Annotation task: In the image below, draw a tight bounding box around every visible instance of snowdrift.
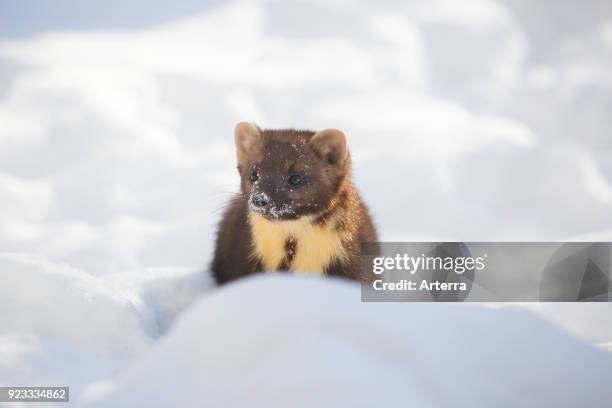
[0,253,208,403]
[91,275,612,408]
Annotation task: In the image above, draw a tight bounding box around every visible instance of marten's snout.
[248,178,297,220]
[251,192,269,208]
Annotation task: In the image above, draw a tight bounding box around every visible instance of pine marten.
[211,122,378,284]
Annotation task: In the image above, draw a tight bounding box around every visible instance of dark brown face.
[234,123,349,221]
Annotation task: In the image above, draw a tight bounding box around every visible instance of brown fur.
[211,123,378,284]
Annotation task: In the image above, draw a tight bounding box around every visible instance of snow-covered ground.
[0,254,209,405]
[1,0,612,405]
[91,276,612,408]
[2,258,612,407]
[2,255,612,407]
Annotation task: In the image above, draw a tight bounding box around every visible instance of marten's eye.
[249,168,259,183]
[288,174,302,186]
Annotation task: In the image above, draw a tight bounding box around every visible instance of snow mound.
[0,254,209,401]
[0,254,152,394]
[91,275,612,408]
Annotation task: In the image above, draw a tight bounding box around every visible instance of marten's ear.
[234,122,262,165]
[310,129,348,166]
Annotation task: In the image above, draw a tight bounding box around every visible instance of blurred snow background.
[1,0,612,405]
[1,0,612,272]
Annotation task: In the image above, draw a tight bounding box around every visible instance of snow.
[89,275,612,408]
[2,253,612,406]
[1,0,612,406]
[0,0,611,272]
[0,254,208,405]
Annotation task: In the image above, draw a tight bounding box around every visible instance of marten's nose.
[252,192,269,208]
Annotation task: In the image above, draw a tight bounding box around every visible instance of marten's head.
[234,122,350,221]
